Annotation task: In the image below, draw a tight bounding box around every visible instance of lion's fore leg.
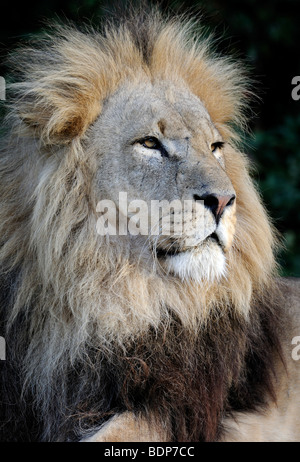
[80,412,168,442]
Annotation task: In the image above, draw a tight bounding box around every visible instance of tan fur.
[1,12,298,442]
[82,412,168,442]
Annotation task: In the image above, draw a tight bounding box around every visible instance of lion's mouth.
[155,232,221,258]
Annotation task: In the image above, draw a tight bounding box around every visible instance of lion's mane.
[0,11,282,442]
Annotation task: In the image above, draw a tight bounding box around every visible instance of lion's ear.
[9,28,114,145]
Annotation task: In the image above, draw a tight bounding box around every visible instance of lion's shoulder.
[278,276,300,310]
[277,277,300,342]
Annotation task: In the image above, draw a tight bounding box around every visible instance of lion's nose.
[194,193,235,222]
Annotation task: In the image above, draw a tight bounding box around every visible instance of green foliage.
[0,0,299,276]
[250,115,300,276]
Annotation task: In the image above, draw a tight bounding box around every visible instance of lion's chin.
[161,242,227,283]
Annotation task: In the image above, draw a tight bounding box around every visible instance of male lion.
[0,12,299,442]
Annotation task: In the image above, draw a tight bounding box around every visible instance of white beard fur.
[164,243,227,283]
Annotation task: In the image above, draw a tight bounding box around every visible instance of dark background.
[0,0,299,276]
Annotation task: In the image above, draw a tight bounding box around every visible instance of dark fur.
[0,275,283,442]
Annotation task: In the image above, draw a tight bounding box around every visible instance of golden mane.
[7,13,249,143]
[0,11,281,441]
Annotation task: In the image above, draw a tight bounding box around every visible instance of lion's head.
[0,12,280,441]
[93,78,237,284]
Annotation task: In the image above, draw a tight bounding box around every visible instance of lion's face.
[90,80,236,283]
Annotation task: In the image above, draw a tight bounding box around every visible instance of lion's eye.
[142,138,159,149]
[211,141,224,153]
[137,137,169,157]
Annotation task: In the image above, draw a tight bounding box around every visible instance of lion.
[0,11,299,442]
